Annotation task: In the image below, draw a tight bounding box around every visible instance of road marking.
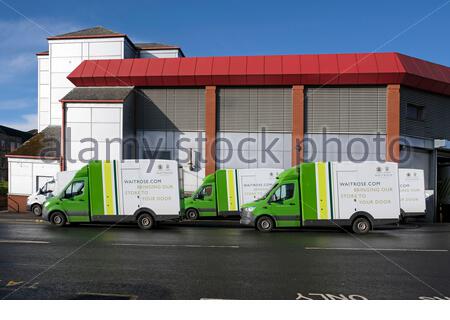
[0,239,49,244]
[305,247,448,252]
[76,292,137,300]
[0,219,44,224]
[113,243,239,249]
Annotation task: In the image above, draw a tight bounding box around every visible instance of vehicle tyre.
[50,212,67,227]
[256,216,274,232]
[185,208,199,221]
[31,204,42,216]
[137,213,155,230]
[352,217,371,234]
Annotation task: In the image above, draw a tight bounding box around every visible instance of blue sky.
[0,0,449,131]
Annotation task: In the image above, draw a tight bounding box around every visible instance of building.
[7,26,450,222]
[0,126,34,181]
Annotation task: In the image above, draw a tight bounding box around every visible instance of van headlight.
[245,207,256,213]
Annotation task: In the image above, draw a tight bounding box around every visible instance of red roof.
[67,52,450,96]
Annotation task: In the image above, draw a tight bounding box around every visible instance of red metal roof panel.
[66,53,450,96]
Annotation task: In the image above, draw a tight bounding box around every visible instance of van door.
[60,178,90,222]
[268,181,300,227]
[193,184,216,217]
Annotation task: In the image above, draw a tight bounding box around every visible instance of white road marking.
[305,247,448,252]
[0,239,49,244]
[113,243,239,249]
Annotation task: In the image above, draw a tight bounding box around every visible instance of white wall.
[44,37,127,130]
[8,158,60,195]
[38,56,50,131]
[139,49,182,58]
[65,103,124,171]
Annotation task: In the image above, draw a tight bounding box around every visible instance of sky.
[0,0,449,131]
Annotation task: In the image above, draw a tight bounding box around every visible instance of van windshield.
[258,183,278,201]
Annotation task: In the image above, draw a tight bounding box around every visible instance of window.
[64,181,84,198]
[196,185,213,198]
[271,183,295,202]
[407,103,424,121]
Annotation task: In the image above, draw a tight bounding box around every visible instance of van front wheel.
[137,213,155,230]
[31,204,42,216]
[185,208,199,220]
[256,216,274,232]
[352,217,371,234]
[50,212,67,227]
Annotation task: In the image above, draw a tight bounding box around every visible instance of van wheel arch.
[350,211,374,227]
[134,208,157,221]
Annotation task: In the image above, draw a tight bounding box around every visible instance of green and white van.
[43,159,182,229]
[240,162,402,233]
[183,168,282,220]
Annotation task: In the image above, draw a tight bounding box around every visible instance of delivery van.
[27,171,76,216]
[399,168,426,221]
[240,162,401,233]
[42,160,181,229]
[183,168,282,220]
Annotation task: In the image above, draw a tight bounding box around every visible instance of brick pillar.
[386,84,401,162]
[205,86,217,175]
[292,85,305,165]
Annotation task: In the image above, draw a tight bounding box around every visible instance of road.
[0,217,449,299]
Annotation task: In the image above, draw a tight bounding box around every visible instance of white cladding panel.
[65,103,123,171]
[331,162,400,220]
[139,49,181,58]
[89,41,123,57]
[51,43,82,57]
[45,38,126,128]
[8,159,59,195]
[38,54,50,135]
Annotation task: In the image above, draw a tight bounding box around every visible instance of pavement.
[0,212,449,300]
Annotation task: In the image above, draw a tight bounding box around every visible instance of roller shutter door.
[305,87,386,134]
[218,87,292,132]
[136,88,205,131]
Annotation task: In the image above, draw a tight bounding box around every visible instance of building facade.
[8,27,450,222]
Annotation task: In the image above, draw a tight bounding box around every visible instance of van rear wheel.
[352,217,371,234]
[256,216,274,232]
[137,213,155,230]
[31,204,42,216]
[50,212,67,227]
